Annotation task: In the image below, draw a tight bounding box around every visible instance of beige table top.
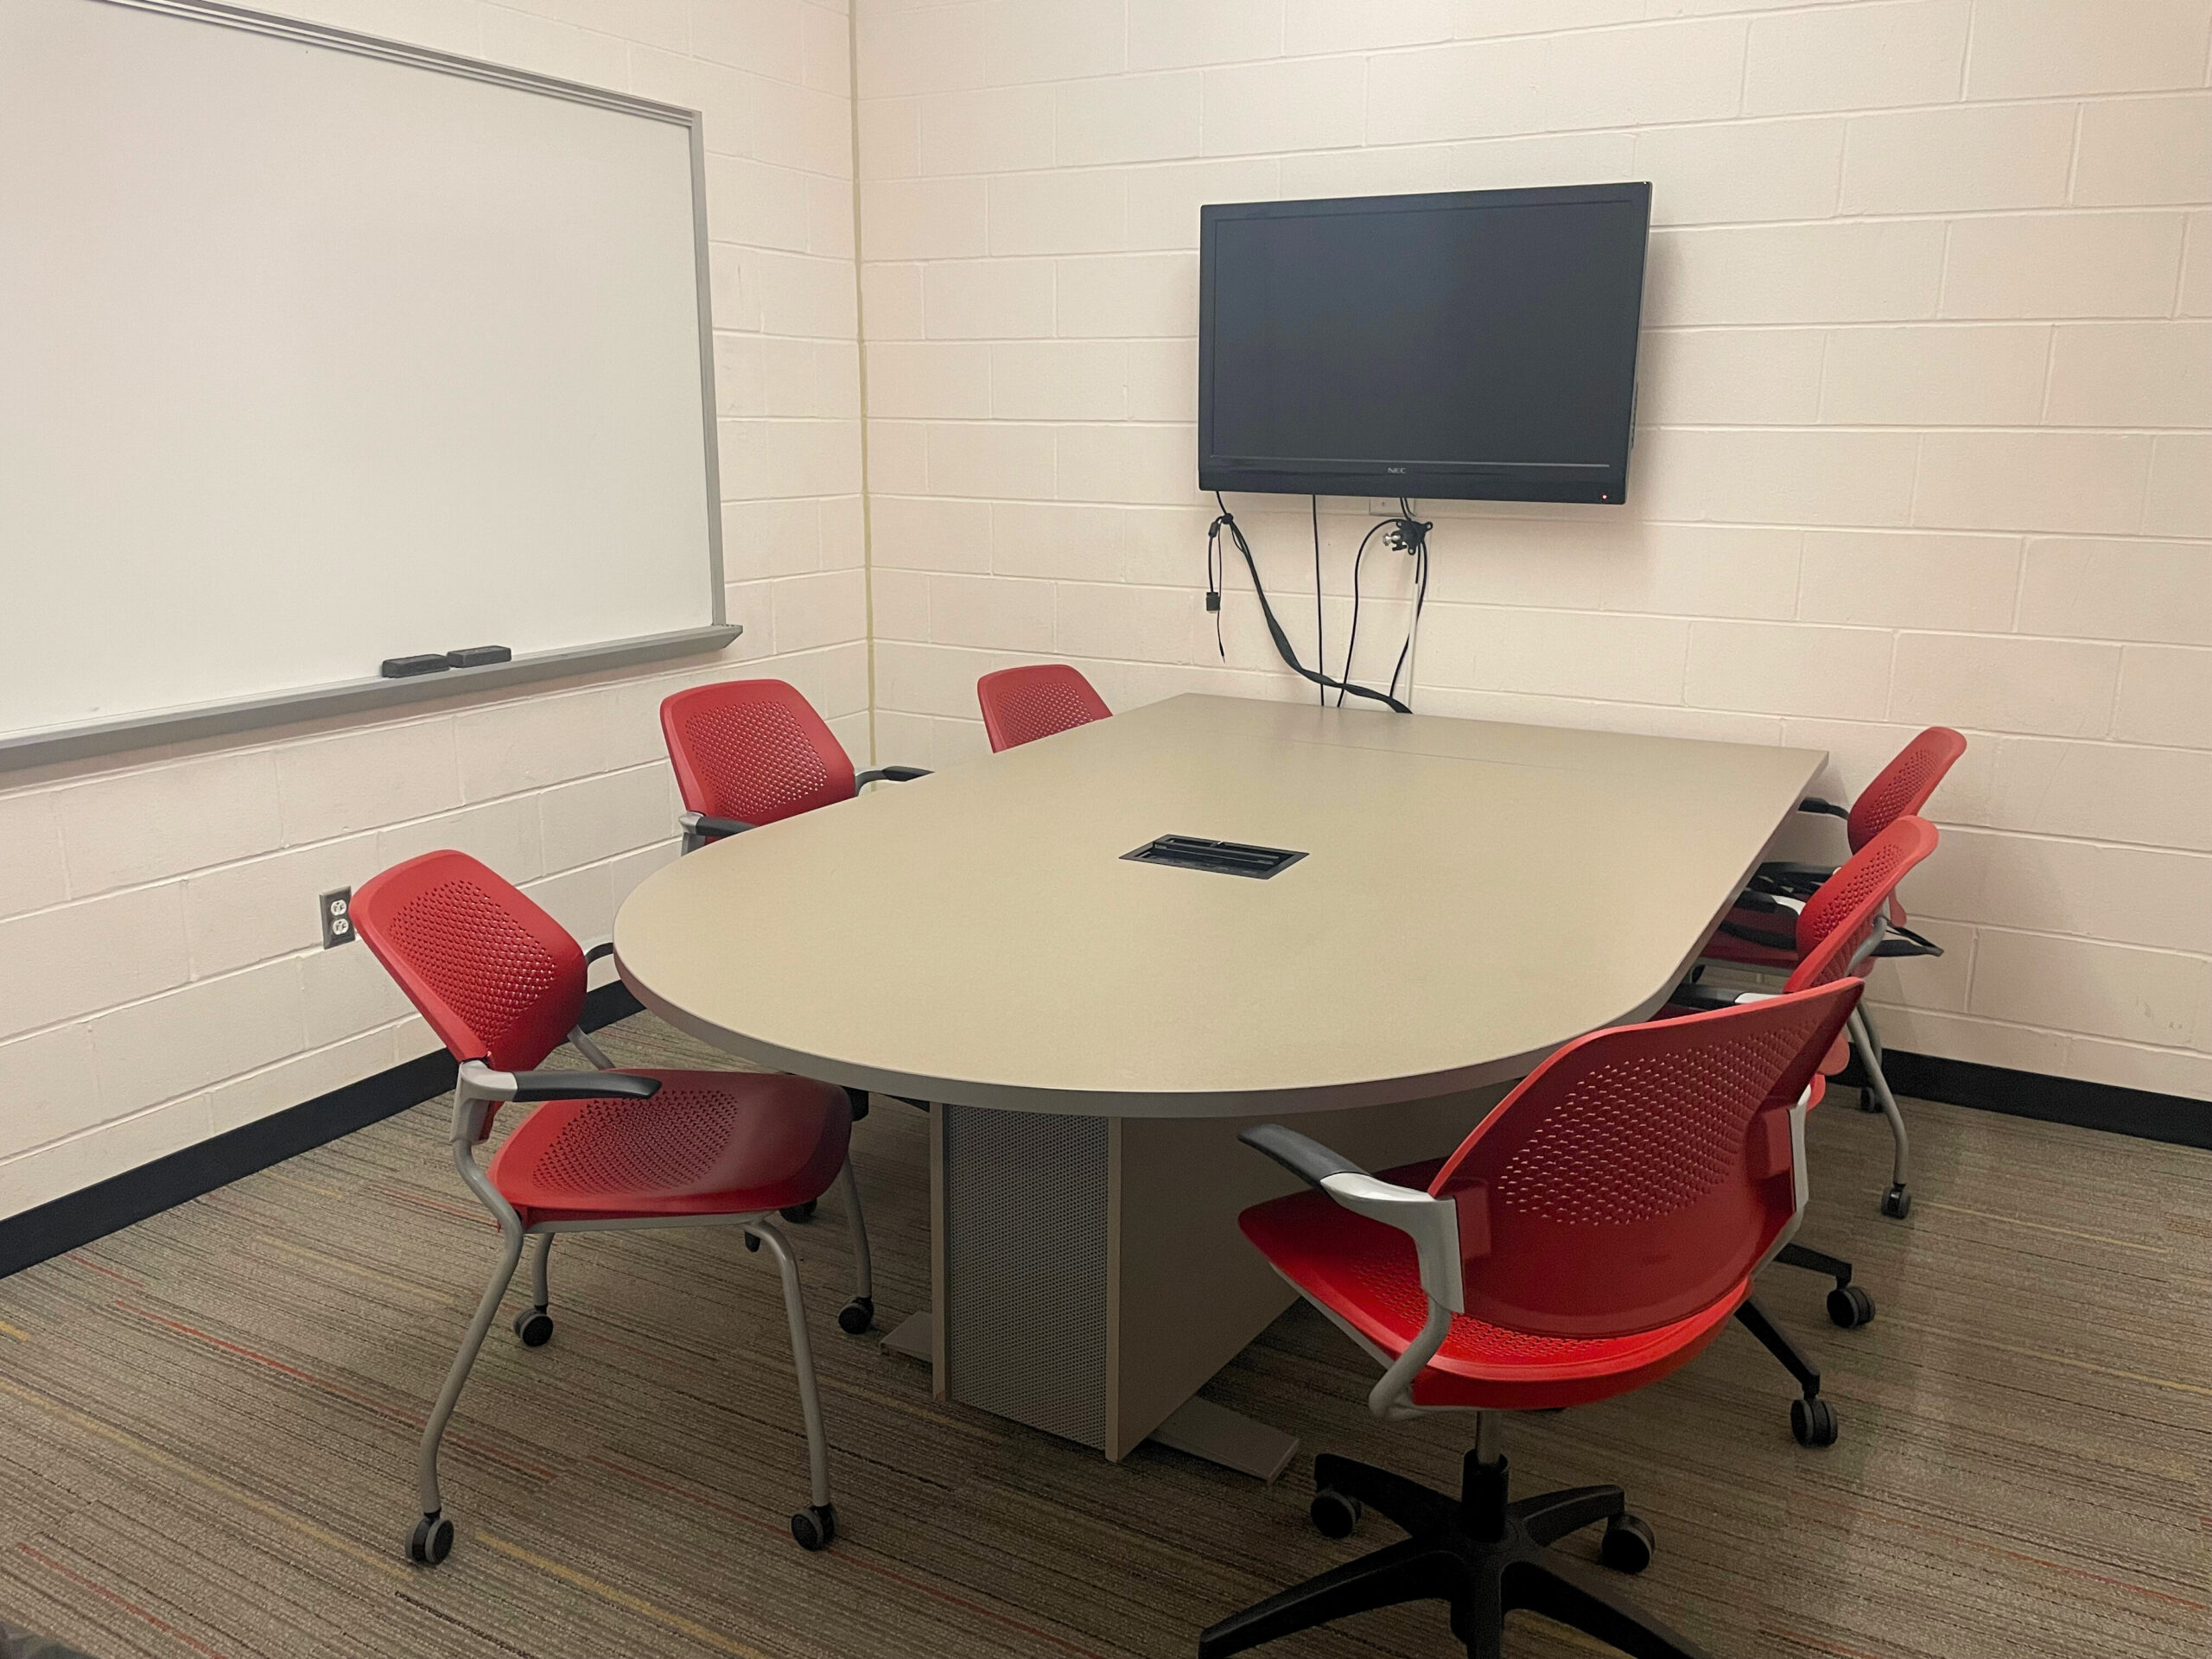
[615,694,1824,1118]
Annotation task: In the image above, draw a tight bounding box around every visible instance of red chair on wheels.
[975,663,1110,752]
[1650,817,1943,1445]
[1690,815,1943,1222]
[353,851,868,1565]
[659,677,934,1205]
[1748,725,1965,903]
[1713,726,1963,1120]
[1202,980,1863,1659]
[660,677,930,853]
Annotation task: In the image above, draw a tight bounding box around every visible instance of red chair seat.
[1242,1159,1744,1413]
[1702,894,1917,973]
[489,1070,850,1228]
[1698,902,1802,969]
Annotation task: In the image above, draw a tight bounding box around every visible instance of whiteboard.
[0,0,729,765]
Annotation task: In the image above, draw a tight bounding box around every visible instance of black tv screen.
[1198,183,1652,504]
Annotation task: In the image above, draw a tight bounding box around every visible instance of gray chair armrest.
[678,810,753,841]
[1241,1123,1366,1186]
[460,1060,660,1103]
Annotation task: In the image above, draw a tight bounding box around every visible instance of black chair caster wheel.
[1309,1488,1362,1540]
[1791,1396,1839,1447]
[1826,1284,1874,1329]
[745,1232,761,1252]
[791,1503,836,1551]
[1858,1088,1884,1112]
[1881,1184,1911,1220]
[780,1200,818,1224]
[1599,1513,1655,1574]
[408,1512,454,1565]
[512,1308,553,1347]
[837,1296,874,1336]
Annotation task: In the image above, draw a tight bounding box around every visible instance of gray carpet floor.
[2,1007,2207,1658]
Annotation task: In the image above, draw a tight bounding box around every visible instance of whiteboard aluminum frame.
[4,0,732,774]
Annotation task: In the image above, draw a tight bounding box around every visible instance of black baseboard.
[0,982,643,1282]
[1840,1046,2210,1151]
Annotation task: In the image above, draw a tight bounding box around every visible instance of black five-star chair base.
[1198,1448,1711,1659]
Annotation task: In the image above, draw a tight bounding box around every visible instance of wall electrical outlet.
[319,887,355,948]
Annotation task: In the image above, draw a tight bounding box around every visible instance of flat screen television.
[1198,182,1652,505]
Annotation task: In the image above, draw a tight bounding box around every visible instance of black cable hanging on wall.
[1206,492,1429,715]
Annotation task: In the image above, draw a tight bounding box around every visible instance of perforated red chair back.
[660,679,857,827]
[353,850,585,1075]
[976,664,1110,753]
[1847,728,1965,852]
[1425,980,1860,1340]
[1788,816,1940,991]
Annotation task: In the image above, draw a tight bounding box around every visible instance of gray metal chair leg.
[411,1219,526,1562]
[1849,1009,1913,1218]
[747,1222,837,1548]
[1858,1003,1885,1063]
[511,1232,556,1347]
[835,1161,874,1335]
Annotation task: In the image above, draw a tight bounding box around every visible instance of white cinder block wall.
[0,0,868,1218]
[850,0,2212,1104]
[4,0,2208,1228]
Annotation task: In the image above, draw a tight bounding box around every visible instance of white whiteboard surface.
[0,0,726,763]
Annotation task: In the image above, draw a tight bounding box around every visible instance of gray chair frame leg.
[511,1233,556,1346]
[835,1161,875,1334]
[410,1217,525,1563]
[1848,1009,1913,1218]
[748,1222,838,1548]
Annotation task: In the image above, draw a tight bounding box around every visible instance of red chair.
[1711,723,1961,981]
[1692,815,1942,1221]
[1752,725,1965,900]
[353,851,868,1566]
[1653,817,1942,1440]
[975,663,1110,752]
[1201,981,1863,1659]
[660,677,929,852]
[660,676,934,1187]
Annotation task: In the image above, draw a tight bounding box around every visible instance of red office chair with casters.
[1691,815,1942,1221]
[661,677,929,852]
[660,677,933,1180]
[1202,981,1863,1659]
[1721,725,1962,1084]
[1653,817,1943,1436]
[1752,726,1965,900]
[353,851,868,1566]
[975,663,1110,752]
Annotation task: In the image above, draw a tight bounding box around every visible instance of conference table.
[614,693,1823,1479]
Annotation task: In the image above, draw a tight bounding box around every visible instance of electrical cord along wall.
[1206,493,1431,715]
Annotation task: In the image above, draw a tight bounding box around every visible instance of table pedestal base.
[880,1308,932,1363]
[1147,1395,1299,1483]
[906,1087,1503,1476]
[878,1306,1298,1481]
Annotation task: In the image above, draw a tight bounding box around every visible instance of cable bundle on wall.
[1205,493,1431,715]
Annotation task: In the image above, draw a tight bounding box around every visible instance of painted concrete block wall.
[851,0,2212,1101]
[0,0,869,1218]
